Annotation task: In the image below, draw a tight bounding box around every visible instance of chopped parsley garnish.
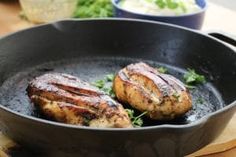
[105,74,115,82]
[92,74,115,97]
[196,97,204,104]
[83,117,91,126]
[102,87,115,98]
[154,0,184,10]
[74,0,113,18]
[172,92,180,102]
[183,69,206,85]
[157,67,168,74]
[126,109,147,127]
[166,0,178,9]
[155,0,166,9]
[92,79,105,89]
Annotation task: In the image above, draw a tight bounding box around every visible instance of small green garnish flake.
[183,69,206,85]
[74,0,113,18]
[157,67,168,74]
[154,0,181,9]
[83,117,91,126]
[166,0,178,9]
[91,73,116,97]
[173,91,180,98]
[92,79,105,89]
[106,74,115,82]
[172,91,181,102]
[196,97,204,104]
[126,109,147,127]
[102,87,115,98]
[155,0,166,9]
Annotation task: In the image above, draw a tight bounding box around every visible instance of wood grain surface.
[0,1,236,157]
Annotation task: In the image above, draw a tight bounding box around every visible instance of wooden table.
[0,1,236,157]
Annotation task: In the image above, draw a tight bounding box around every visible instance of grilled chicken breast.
[113,62,192,120]
[27,73,132,128]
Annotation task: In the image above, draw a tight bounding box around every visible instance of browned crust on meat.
[113,62,192,120]
[27,73,132,128]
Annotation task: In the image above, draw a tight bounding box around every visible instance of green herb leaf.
[157,67,168,74]
[166,0,179,9]
[102,87,115,98]
[92,79,105,89]
[74,0,113,18]
[106,74,115,82]
[126,109,147,127]
[172,91,181,102]
[183,69,206,85]
[155,0,166,9]
[91,73,116,97]
[196,97,204,104]
[126,109,135,118]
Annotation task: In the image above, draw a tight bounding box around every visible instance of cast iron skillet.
[0,19,236,157]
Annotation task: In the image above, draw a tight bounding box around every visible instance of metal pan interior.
[0,57,224,126]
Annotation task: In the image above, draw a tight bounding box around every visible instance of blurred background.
[211,0,236,10]
[0,0,236,36]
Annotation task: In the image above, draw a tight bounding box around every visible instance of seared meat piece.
[113,62,192,120]
[27,73,132,128]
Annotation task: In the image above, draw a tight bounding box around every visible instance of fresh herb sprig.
[157,67,168,74]
[126,109,147,127]
[92,74,115,97]
[184,69,206,84]
[183,69,206,89]
[74,0,113,18]
[92,79,105,89]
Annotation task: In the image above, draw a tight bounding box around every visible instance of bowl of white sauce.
[112,0,207,29]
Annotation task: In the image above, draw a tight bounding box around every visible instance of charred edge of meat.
[27,73,132,128]
[113,62,192,120]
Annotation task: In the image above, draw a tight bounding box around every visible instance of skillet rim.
[0,18,236,131]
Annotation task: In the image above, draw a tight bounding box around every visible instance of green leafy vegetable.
[183,69,206,85]
[74,0,113,18]
[157,67,168,74]
[126,109,147,127]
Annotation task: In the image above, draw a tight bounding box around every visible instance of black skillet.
[0,19,236,157]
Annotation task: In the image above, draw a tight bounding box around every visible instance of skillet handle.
[207,31,236,48]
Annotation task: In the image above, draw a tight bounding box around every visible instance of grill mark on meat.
[27,73,132,128]
[113,62,192,120]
